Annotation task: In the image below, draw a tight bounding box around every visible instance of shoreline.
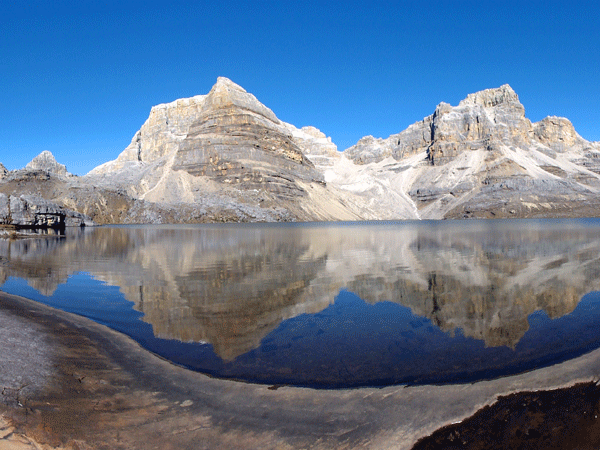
[2,291,600,449]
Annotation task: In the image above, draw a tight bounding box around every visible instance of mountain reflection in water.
[2,220,600,387]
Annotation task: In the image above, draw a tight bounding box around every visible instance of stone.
[85,77,360,223]
[534,116,579,150]
[0,194,9,225]
[287,125,340,168]
[172,77,322,194]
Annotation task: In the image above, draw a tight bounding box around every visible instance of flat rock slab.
[2,291,600,449]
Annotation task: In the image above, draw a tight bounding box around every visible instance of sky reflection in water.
[2,219,600,388]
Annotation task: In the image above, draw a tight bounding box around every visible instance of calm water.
[2,219,600,388]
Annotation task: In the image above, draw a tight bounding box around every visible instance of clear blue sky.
[1,0,599,175]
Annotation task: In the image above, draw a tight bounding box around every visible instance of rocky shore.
[2,291,600,449]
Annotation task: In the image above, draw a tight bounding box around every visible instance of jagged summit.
[459,84,521,108]
[338,83,600,221]
[344,83,533,166]
[85,77,348,223]
[202,77,280,124]
[25,150,69,176]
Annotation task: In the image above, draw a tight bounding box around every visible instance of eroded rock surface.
[84,77,358,223]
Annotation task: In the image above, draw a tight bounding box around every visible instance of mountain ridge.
[2,78,600,224]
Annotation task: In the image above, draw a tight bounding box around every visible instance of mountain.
[25,150,69,176]
[1,78,600,223]
[85,77,363,223]
[337,84,600,219]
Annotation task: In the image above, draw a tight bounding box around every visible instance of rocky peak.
[344,85,532,166]
[285,125,340,166]
[202,77,280,125]
[424,84,533,165]
[459,84,521,108]
[432,102,453,118]
[90,77,327,216]
[25,151,69,176]
[343,136,391,165]
[212,76,247,93]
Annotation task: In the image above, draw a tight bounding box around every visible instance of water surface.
[2,219,600,388]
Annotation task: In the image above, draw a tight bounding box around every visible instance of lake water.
[2,219,600,388]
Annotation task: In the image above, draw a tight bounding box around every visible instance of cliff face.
[0,194,91,229]
[1,79,600,223]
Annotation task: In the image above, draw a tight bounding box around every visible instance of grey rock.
[0,193,10,225]
[25,150,69,176]
[172,77,323,194]
[0,193,93,229]
[85,77,358,223]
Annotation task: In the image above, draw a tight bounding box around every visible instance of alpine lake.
[3,219,600,389]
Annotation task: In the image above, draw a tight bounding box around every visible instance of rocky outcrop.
[344,84,531,167]
[0,193,93,229]
[289,126,341,168]
[172,78,323,195]
[84,77,362,222]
